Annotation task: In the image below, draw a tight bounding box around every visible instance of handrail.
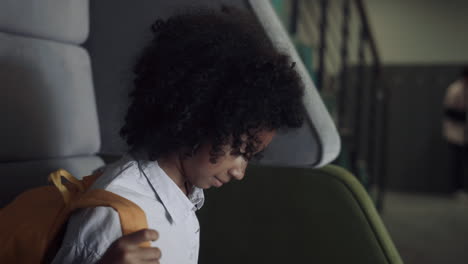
[355,0,381,71]
[317,0,328,91]
[276,0,387,211]
[289,0,300,34]
[355,0,387,211]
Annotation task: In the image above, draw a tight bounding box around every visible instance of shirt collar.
[188,185,205,210]
[138,159,205,224]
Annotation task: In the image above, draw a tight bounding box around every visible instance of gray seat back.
[0,0,103,206]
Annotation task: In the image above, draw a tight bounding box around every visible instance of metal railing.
[272,0,388,210]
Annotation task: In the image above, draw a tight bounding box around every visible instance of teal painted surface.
[270,0,286,25]
[294,40,315,82]
[334,141,351,170]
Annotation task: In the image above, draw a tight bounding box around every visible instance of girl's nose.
[229,161,247,180]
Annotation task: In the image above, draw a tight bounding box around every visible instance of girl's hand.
[98,229,161,264]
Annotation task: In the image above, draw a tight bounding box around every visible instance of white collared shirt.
[52,155,205,264]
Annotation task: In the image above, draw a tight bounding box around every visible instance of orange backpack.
[0,169,149,263]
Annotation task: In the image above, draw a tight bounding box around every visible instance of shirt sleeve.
[51,206,123,264]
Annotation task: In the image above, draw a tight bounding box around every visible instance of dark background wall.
[364,0,468,193]
[383,65,464,193]
[342,64,464,193]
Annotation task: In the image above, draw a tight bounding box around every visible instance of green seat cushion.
[197,165,402,264]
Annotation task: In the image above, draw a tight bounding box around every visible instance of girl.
[53,7,305,264]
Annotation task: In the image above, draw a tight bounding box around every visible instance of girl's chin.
[191,178,219,189]
[192,181,211,189]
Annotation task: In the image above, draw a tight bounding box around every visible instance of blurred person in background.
[443,66,468,198]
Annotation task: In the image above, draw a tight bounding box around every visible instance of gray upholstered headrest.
[249,0,341,167]
[0,0,89,44]
[0,32,100,161]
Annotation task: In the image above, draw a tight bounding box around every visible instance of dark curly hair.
[120,7,306,163]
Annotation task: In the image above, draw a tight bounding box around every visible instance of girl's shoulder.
[91,156,161,204]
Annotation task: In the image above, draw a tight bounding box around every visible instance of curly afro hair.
[120,7,306,163]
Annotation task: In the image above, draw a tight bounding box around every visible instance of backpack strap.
[48,169,151,247]
[49,169,85,204]
[70,189,151,248]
